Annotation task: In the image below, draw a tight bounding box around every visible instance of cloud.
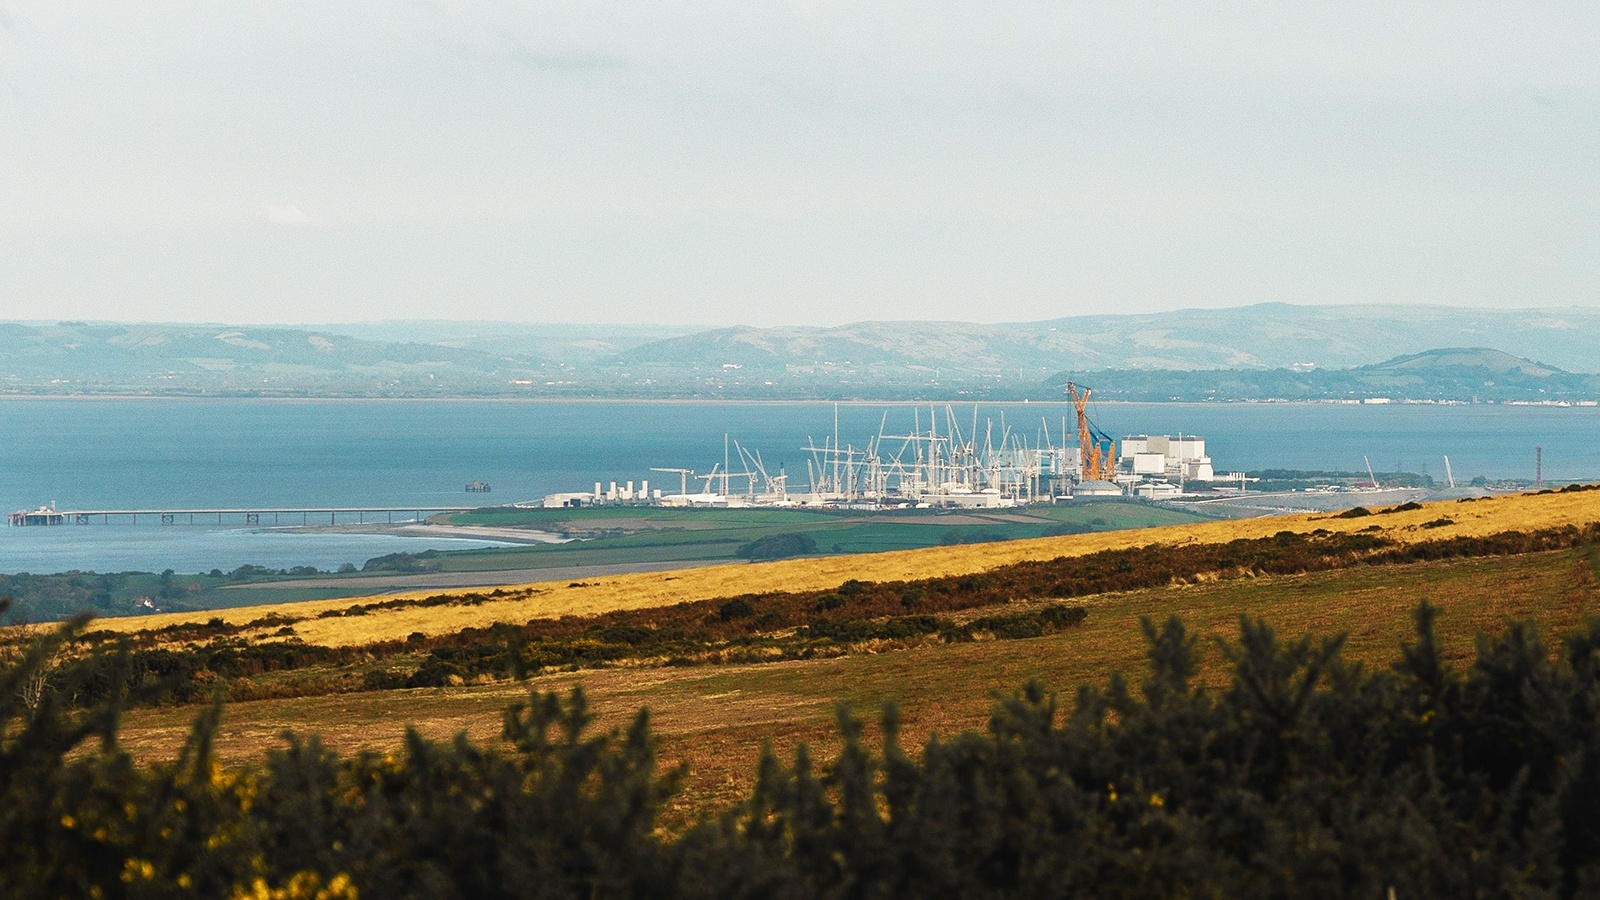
[263,202,320,226]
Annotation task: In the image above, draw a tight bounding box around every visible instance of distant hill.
[4,306,1600,400]
[1048,348,1600,403]
[612,304,1600,374]
[1363,347,1563,377]
[0,322,539,396]
[323,321,700,365]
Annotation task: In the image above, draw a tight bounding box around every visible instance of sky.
[1,2,1597,327]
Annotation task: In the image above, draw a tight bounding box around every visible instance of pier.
[8,506,480,527]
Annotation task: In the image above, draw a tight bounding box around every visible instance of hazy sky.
[1,3,1596,326]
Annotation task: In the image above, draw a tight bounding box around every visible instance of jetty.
[8,506,479,527]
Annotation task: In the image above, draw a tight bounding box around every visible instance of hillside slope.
[0,322,537,395]
[90,486,1600,648]
[613,304,1600,374]
[1048,347,1600,401]
[8,304,1600,398]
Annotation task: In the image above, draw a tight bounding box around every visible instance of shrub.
[939,529,1007,545]
[1382,501,1425,514]
[405,657,465,688]
[361,552,439,574]
[9,600,1600,897]
[735,534,818,561]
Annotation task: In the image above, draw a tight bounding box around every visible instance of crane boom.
[649,467,694,496]
[1066,381,1116,481]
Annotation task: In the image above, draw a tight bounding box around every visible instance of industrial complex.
[10,385,1246,526]
[542,385,1241,510]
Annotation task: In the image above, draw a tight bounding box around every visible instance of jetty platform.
[8,506,480,527]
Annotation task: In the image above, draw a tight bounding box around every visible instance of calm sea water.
[1,398,1594,574]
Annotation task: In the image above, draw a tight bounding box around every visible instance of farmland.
[108,540,1596,818]
[65,483,1600,815]
[292,501,1204,578]
[85,484,1600,646]
[0,500,1204,621]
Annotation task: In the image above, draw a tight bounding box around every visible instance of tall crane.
[649,467,695,496]
[1066,381,1116,482]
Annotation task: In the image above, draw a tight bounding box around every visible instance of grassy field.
[0,500,1204,620]
[111,542,1597,819]
[68,485,1600,818]
[427,501,1205,570]
[83,486,1600,649]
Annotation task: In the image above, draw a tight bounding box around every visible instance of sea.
[1,398,1595,575]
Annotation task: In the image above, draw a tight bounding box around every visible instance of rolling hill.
[1047,347,1600,402]
[6,304,1600,399]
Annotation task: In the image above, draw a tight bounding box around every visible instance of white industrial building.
[1119,435,1215,483]
[1074,479,1124,497]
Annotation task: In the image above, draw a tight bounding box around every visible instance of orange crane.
[1066,381,1116,482]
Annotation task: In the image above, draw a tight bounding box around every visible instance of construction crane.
[1066,381,1116,482]
[649,467,695,496]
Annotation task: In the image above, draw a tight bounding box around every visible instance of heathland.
[9,484,1585,812]
[7,484,1600,896]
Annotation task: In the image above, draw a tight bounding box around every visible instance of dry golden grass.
[111,544,1598,820]
[89,488,1600,648]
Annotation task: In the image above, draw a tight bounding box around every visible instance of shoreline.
[218,558,730,593]
[257,522,570,546]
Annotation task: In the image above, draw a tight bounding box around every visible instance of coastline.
[258,522,570,546]
[218,558,729,593]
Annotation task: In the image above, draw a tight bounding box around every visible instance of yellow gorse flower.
[227,871,359,900]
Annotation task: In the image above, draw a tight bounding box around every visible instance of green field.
[433,501,1206,570]
[2,501,1209,620]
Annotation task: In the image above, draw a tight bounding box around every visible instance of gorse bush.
[8,597,1600,896]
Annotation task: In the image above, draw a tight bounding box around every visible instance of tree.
[0,614,68,718]
[735,534,818,561]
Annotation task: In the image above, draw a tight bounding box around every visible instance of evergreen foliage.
[735,534,818,561]
[7,596,1600,896]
